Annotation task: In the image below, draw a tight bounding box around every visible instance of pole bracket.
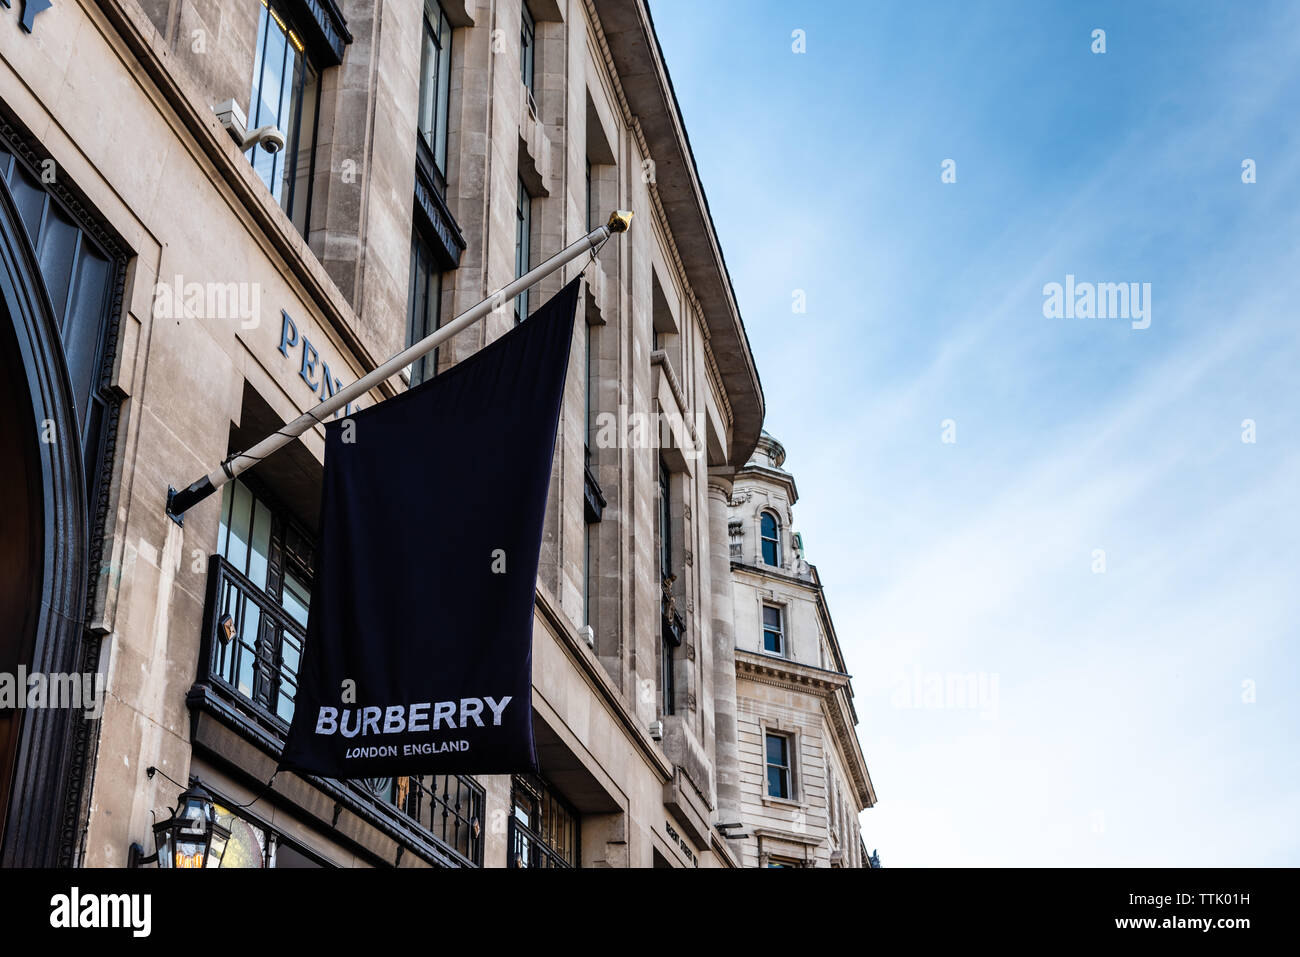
[165,486,184,528]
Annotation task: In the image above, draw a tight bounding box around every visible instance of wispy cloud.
[653,0,1300,865]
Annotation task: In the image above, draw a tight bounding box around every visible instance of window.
[583,324,594,623]
[582,322,605,628]
[765,732,793,799]
[762,604,785,656]
[214,478,312,724]
[584,520,594,626]
[212,801,327,868]
[204,479,487,867]
[0,146,121,512]
[418,0,453,182]
[760,511,781,566]
[584,322,594,467]
[248,0,320,235]
[659,458,681,716]
[661,625,675,716]
[514,176,531,323]
[585,156,593,231]
[510,774,578,868]
[406,231,442,385]
[659,460,672,581]
[520,3,536,93]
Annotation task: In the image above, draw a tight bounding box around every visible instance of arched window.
[760,511,781,566]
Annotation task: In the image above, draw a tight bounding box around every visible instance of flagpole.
[165,210,634,524]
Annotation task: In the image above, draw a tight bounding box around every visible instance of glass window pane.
[238,602,261,698]
[248,1,314,233]
[435,16,452,173]
[61,246,110,430]
[8,160,47,238]
[224,481,253,574]
[218,579,238,681]
[35,204,79,328]
[766,733,786,766]
[767,767,784,797]
[218,481,233,557]
[247,499,272,590]
[282,569,310,627]
[277,627,301,724]
[418,24,437,147]
[288,62,318,234]
[213,804,267,868]
[521,7,535,90]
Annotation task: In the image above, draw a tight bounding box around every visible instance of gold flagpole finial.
[607,210,634,233]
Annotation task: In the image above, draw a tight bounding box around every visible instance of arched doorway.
[0,257,44,851]
[0,163,89,865]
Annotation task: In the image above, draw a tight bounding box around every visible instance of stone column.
[707,471,741,824]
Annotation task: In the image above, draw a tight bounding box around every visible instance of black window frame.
[765,731,793,800]
[407,229,443,386]
[247,0,322,237]
[212,476,314,725]
[418,0,454,186]
[760,510,782,566]
[762,603,785,656]
[520,3,536,93]
[514,176,531,323]
[585,156,593,231]
[509,773,579,868]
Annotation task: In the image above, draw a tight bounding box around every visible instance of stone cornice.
[752,825,823,849]
[825,687,875,809]
[734,463,798,505]
[736,650,875,809]
[583,0,736,447]
[730,559,818,591]
[588,0,763,465]
[735,649,850,696]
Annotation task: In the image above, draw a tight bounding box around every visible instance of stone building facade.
[0,0,871,869]
[726,433,876,867]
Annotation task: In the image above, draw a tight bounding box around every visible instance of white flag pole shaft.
[166,210,633,523]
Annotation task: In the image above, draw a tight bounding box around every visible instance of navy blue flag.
[279,277,581,778]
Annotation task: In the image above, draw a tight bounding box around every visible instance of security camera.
[213,99,286,155]
[242,125,286,154]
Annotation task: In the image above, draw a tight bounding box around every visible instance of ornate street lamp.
[129,780,230,868]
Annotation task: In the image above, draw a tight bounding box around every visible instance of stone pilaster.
[707,471,741,824]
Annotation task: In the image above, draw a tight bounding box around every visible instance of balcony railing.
[509,816,573,868]
[192,554,484,866]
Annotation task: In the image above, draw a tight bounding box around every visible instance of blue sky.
[650,0,1300,866]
